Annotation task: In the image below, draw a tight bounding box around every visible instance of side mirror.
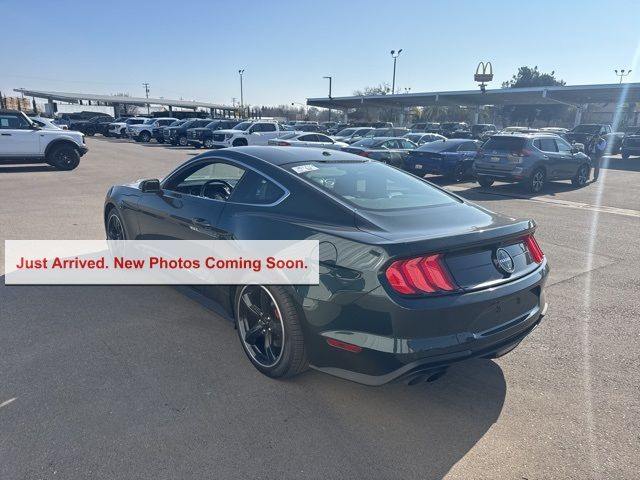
[570,147,579,154]
[140,179,161,193]
[30,123,41,130]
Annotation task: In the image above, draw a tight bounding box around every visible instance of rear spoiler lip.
[371,219,537,260]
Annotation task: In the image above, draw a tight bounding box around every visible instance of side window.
[261,123,277,132]
[316,134,333,143]
[298,134,317,142]
[0,113,29,129]
[164,160,246,198]
[381,140,397,149]
[458,141,478,152]
[537,138,558,152]
[230,170,286,205]
[401,140,416,149]
[555,138,572,153]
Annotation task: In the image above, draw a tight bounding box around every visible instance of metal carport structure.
[13,88,239,117]
[307,83,640,126]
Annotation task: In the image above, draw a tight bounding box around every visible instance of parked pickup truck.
[0,109,88,170]
[187,119,241,148]
[127,117,178,143]
[209,121,290,148]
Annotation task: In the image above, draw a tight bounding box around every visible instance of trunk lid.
[355,200,538,290]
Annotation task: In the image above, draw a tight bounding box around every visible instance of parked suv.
[621,127,640,159]
[71,115,114,136]
[128,117,178,143]
[473,133,591,193]
[0,109,88,170]
[187,119,241,148]
[164,118,212,146]
[565,124,612,147]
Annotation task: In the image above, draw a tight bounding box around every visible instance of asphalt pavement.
[1,137,638,479]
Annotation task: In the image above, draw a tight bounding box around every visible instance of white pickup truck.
[209,120,290,148]
[0,109,88,170]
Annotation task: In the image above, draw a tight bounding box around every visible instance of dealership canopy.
[14,88,238,113]
[306,83,640,109]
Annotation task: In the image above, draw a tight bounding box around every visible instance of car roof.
[205,146,367,167]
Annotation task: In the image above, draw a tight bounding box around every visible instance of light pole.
[238,69,245,117]
[390,49,402,94]
[615,69,632,84]
[323,76,332,122]
[142,82,150,114]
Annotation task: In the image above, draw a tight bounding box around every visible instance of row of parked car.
[95,115,616,194]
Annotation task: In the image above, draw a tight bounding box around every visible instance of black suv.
[70,115,114,136]
[164,118,212,146]
[473,133,591,193]
[154,119,184,143]
[187,119,241,148]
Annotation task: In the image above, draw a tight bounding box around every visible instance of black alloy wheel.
[235,285,308,378]
[47,145,80,170]
[178,135,188,146]
[106,210,126,240]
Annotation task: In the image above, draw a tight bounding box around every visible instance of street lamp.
[238,69,245,116]
[615,69,632,84]
[390,49,402,94]
[323,76,332,122]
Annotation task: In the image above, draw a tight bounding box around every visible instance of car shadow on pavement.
[1,280,507,479]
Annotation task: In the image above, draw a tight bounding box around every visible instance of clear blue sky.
[2,0,639,107]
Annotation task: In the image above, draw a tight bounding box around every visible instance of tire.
[193,143,201,149]
[232,138,248,147]
[139,131,151,143]
[46,144,80,171]
[526,167,546,193]
[203,138,214,148]
[84,127,95,136]
[105,208,127,240]
[477,176,494,188]
[235,285,308,379]
[120,128,127,138]
[178,135,188,146]
[449,164,466,182]
[622,153,630,160]
[156,138,164,144]
[571,164,590,187]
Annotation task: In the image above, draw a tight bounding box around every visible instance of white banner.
[4,240,319,285]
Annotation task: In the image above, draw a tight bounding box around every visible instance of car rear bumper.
[474,165,529,182]
[307,262,549,385]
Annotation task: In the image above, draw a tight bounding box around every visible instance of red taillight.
[385,254,457,295]
[358,151,370,157]
[326,338,362,353]
[524,235,544,263]
[275,141,291,146]
[511,149,531,157]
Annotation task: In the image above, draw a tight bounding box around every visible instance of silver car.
[268,132,348,150]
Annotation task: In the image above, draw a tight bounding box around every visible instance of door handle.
[1,133,11,136]
[192,218,212,228]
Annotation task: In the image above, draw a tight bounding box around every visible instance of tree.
[501,66,567,126]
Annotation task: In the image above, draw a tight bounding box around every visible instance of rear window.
[416,140,459,152]
[483,137,526,151]
[289,161,456,211]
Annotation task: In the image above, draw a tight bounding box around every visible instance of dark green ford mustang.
[104,146,549,385]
